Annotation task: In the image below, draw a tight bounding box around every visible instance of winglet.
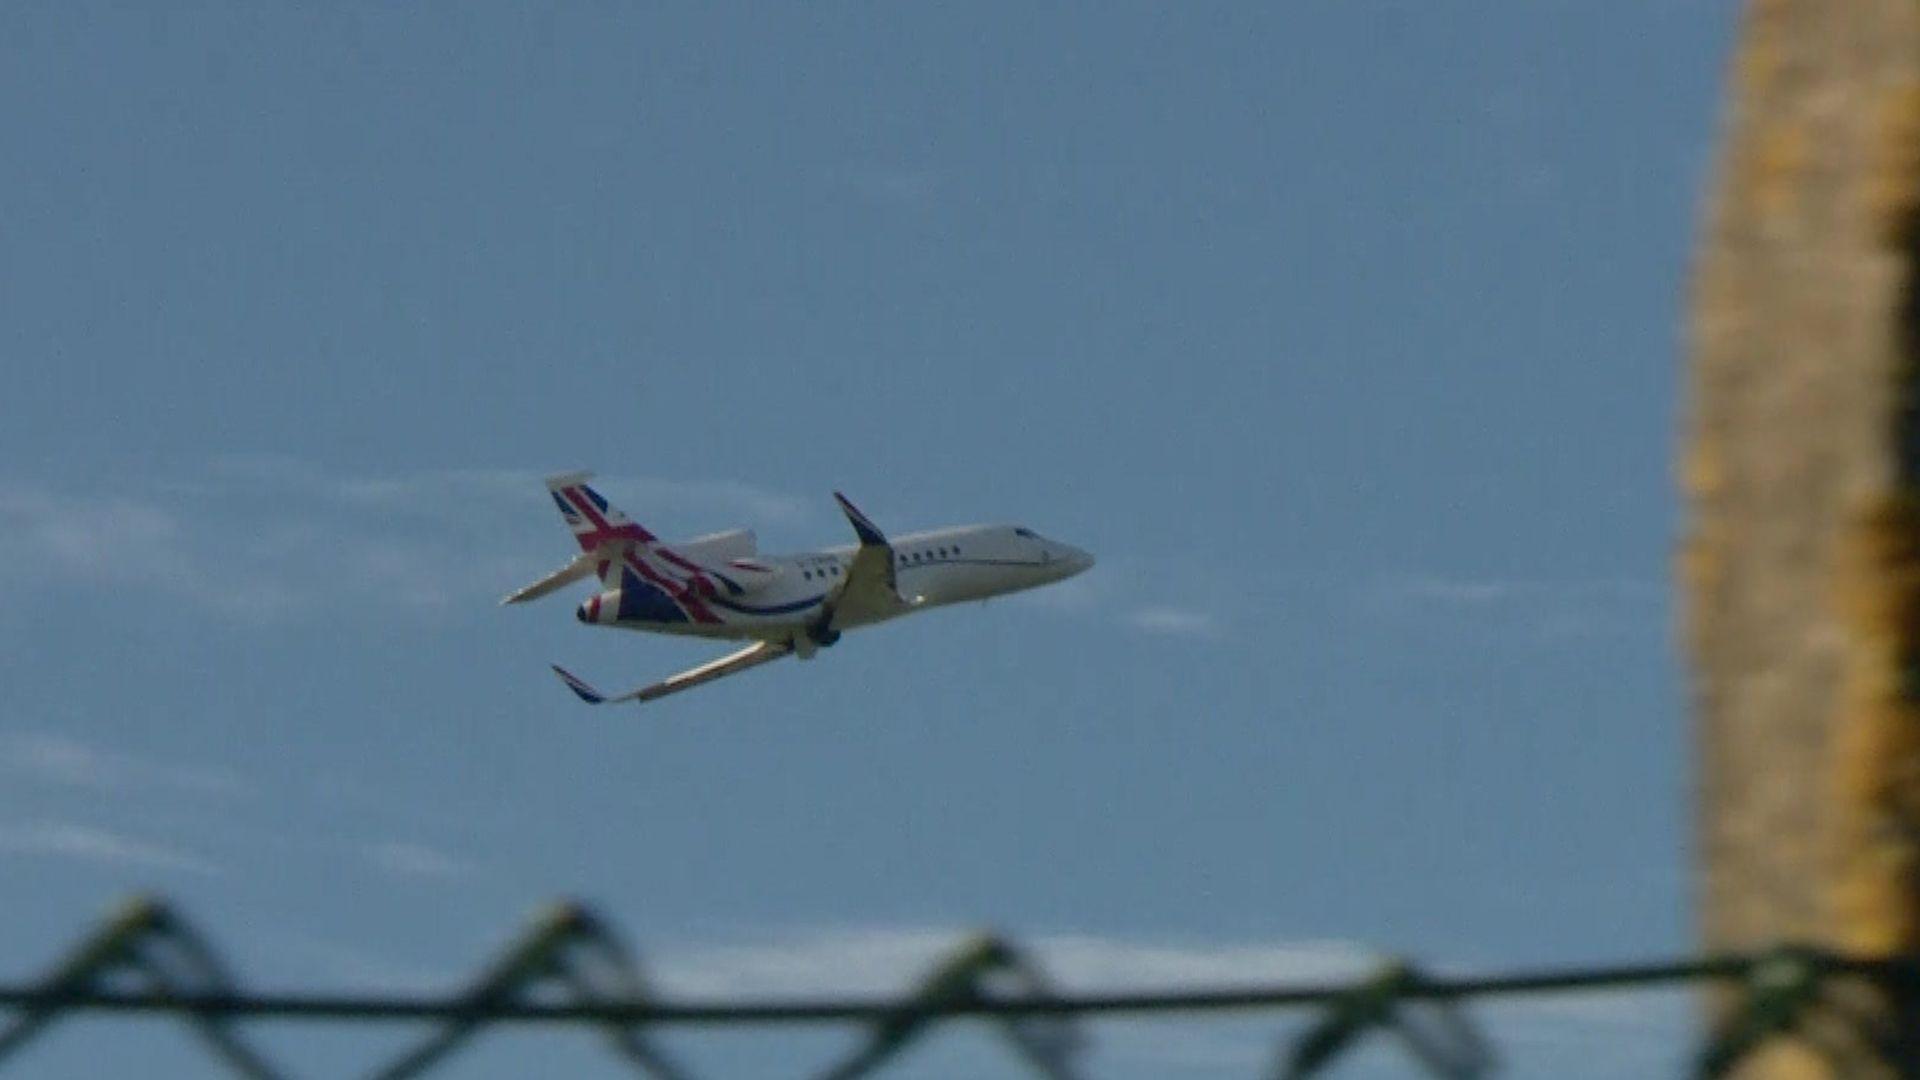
[551,664,607,705]
[833,491,889,547]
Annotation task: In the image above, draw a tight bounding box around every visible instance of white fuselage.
[576,523,1093,644]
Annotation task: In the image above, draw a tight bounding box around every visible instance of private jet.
[504,473,1094,705]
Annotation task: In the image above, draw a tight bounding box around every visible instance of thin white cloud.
[1124,607,1220,639]
[1372,574,1661,609]
[206,455,815,525]
[0,732,248,798]
[363,840,470,881]
[0,486,208,596]
[0,462,817,622]
[1391,577,1518,606]
[0,821,220,875]
[1010,555,1231,641]
[0,487,183,577]
[1483,990,1693,1073]
[1039,934,1370,988]
[0,481,311,619]
[1082,990,1692,1077]
[1362,574,1664,639]
[827,164,943,210]
[235,922,1688,1074]
[257,932,459,994]
[1493,987,1695,1044]
[647,927,1377,998]
[1088,1021,1279,1073]
[644,928,1380,1073]
[1009,563,1110,614]
[615,477,813,526]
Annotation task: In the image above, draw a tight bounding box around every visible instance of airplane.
[503,472,1095,705]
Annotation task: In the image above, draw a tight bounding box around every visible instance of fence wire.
[0,895,1911,1079]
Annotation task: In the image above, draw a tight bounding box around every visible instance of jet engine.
[576,591,621,625]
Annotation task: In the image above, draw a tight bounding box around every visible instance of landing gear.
[793,618,841,660]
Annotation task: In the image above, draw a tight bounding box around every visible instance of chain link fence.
[0,895,1905,1078]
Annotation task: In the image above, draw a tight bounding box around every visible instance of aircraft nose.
[1059,544,1095,576]
[575,601,590,623]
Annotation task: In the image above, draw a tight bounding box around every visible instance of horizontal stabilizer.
[501,552,600,605]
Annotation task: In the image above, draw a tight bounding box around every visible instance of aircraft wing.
[823,491,921,630]
[500,551,601,605]
[551,640,794,706]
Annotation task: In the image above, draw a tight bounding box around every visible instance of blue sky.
[0,4,1733,1076]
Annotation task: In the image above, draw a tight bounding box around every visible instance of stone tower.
[1689,1,1920,1075]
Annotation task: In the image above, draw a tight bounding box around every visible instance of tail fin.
[541,471,758,614]
[546,472,656,552]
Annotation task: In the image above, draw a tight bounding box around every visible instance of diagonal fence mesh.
[0,896,1914,1078]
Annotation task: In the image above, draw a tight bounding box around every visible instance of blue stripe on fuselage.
[709,593,828,616]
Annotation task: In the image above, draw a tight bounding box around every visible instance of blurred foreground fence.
[1,896,1913,1078]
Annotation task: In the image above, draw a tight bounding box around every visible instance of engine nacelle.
[576,591,622,625]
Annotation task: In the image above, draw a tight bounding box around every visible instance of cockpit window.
[1013,527,1037,539]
